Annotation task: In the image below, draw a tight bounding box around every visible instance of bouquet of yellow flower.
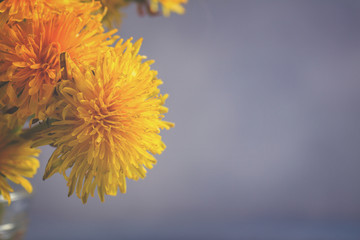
[0,0,186,205]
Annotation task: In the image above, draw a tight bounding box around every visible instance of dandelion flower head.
[0,7,117,120]
[43,38,174,203]
[0,114,40,204]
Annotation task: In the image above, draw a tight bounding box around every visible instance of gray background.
[26,1,360,239]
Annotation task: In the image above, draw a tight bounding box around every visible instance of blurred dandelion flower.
[99,0,130,27]
[0,114,40,204]
[43,38,174,203]
[150,0,187,17]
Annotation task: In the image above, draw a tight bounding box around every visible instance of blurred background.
[26,1,360,239]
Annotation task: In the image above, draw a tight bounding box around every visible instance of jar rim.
[0,189,29,203]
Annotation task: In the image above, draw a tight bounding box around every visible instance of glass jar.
[0,189,30,240]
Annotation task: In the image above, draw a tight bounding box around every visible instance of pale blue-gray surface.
[26,1,360,239]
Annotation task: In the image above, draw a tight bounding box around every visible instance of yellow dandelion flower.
[150,0,187,17]
[0,114,40,204]
[43,38,174,203]
[0,8,117,119]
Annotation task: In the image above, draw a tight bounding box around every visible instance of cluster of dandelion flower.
[0,0,185,204]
